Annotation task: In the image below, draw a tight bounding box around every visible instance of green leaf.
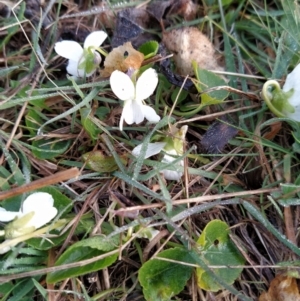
[82,151,128,173]
[196,220,245,292]
[0,281,14,296]
[171,87,189,104]
[32,278,47,298]
[138,41,159,59]
[46,235,119,283]
[80,108,100,140]
[6,278,36,301]
[0,3,25,51]
[192,62,229,107]
[95,106,110,120]
[138,247,194,301]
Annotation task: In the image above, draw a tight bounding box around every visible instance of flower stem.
[0,219,67,253]
[262,80,285,118]
[96,47,108,57]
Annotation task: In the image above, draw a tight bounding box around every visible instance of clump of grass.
[0,0,300,300]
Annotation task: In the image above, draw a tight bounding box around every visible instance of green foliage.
[80,108,101,140]
[196,220,245,292]
[0,3,25,51]
[272,1,300,78]
[138,247,195,301]
[82,150,128,172]
[0,278,37,301]
[27,216,94,250]
[192,62,229,107]
[25,109,70,159]
[0,249,47,275]
[2,0,300,300]
[138,41,159,59]
[46,235,119,283]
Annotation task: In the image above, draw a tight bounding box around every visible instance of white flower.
[0,192,57,253]
[282,63,300,121]
[161,149,184,181]
[132,126,188,181]
[110,68,161,131]
[54,31,107,77]
[262,63,300,122]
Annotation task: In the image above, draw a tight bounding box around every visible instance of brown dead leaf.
[168,0,199,21]
[102,42,144,77]
[259,274,300,301]
[147,0,199,22]
[263,121,282,140]
[200,119,238,154]
[222,174,246,187]
[162,27,223,75]
[96,1,116,28]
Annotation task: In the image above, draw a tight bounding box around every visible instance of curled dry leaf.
[102,42,144,77]
[259,274,300,301]
[162,27,223,75]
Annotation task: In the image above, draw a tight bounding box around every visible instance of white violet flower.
[262,63,300,122]
[282,63,300,121]
[54,31,107,77]
[0,192,58,253]
[132,125,188,181]
[110,68,161,131]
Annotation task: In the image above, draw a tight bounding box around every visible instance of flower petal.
[84,31,108,49]
[282,64,300,121]
[67,59,95,77]
[27,207,58,229]
[161,153,183,181]
[66,60,83,77]
[132,142,166,158]
[22,192,54,214]
[286,107,300,122]
[55,41,83,62]
[21,192,57,229]
[141,105,160,123]
[110,70,135,101]
[0,207,19,222]
[135,68,158,101]
[123,99,144,124]
[129,100,145,124]
[162,169,183,181]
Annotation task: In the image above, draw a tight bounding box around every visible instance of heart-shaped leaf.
[46,235,119,283]
[82,151,128,173]
[192,61,229,107]
[196,220,245,292]
[138,247,194,301]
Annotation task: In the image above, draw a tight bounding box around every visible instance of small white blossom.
[110,68,161,131]
[132,126,188,181]
[0,192,57,253]
[54,31,107,77]
[161,149,184,181]
[282,63,300,121]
